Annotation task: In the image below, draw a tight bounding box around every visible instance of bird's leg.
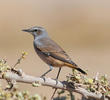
[40,66,53,77]
[51,67,62,100]
[56,67,61,81]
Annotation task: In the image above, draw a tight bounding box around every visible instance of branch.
[1,70,108,100]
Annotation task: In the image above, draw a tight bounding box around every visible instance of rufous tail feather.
[65,62,87,75]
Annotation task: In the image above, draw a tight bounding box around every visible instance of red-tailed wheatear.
[22,26,87,80]
[22,26,87,99]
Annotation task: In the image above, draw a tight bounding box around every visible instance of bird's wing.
[34,37,87,75]
[34,38,76,65]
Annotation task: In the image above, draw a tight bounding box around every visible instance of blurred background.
[0,0,110,99]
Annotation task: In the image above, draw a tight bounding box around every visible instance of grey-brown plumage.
[22,26,87,77]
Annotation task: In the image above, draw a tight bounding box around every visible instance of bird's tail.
[75,67,87,75]
[64,62,87,75]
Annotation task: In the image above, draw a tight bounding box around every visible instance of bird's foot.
[53,78,58,85]
[55,79,58,85]
[40,74,46,81]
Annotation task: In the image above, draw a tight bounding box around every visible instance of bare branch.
[1,70,108,100]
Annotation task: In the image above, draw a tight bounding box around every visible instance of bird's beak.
[22,29,32,32]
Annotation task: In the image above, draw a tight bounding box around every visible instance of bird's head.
[22,26,48,38]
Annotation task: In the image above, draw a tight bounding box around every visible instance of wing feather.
[35,38,75,65]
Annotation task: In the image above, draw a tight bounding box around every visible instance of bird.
[22,26,87,99]
[22,26,87,79]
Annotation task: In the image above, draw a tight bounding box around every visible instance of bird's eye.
[34,29,37,32]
